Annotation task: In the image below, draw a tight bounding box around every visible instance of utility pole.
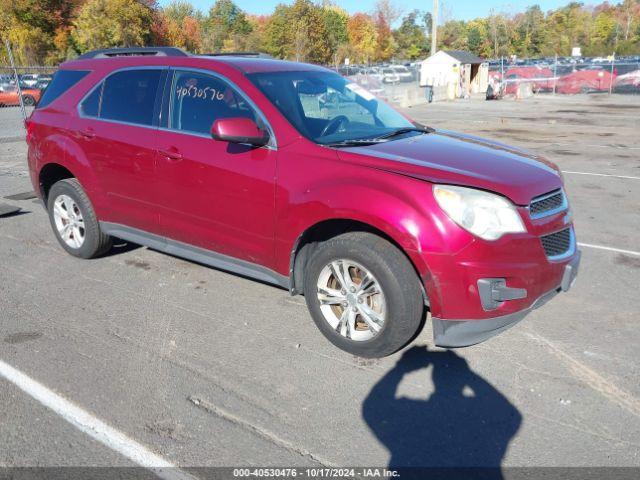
[609,52,615,95]
[431,0,438,57]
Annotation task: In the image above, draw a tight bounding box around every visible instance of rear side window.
[37,70,89,109]
[100,69,162,126]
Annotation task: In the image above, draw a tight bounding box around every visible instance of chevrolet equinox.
[26,47,580,357]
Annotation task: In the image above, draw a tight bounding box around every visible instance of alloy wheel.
[316,259,386,341]
[52,194,85,249]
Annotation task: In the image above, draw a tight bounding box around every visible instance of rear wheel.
[47,178,112,258]
[303,232,424,358]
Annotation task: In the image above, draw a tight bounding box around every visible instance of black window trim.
[76,66,167,130]
[160,67,277,150]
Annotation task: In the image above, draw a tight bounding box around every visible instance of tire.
[303,232,424,358]
[22,95,35,106]
[47,178,112,259]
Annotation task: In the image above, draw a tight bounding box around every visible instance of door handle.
[80,128,95,139]
[158,148,183,161]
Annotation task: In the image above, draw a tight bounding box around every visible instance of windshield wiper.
[372,125,435,141]
[323,125,435,148]
[323,138,386,148]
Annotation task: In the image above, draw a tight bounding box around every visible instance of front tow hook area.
[477,278,527,311]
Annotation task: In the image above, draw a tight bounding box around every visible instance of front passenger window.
[169,70,258,136]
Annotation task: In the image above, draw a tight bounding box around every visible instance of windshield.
[247,70,414,145]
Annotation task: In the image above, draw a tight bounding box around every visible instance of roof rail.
[77,47,189,60]
[203,52,273,59]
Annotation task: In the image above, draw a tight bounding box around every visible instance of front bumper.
[432,250,581,348]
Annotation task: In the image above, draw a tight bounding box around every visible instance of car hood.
[336,129,562,205]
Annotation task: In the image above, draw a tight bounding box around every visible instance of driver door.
[153,69,278,267]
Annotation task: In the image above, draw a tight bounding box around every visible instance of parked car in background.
[613,70,640,93]
[381,67,400,84]
[26,47,579,358]
[19,74,40,87]
[338,66,363,77]
[502,66,555,94]
[362,67,384,83]
[556,70,615,94]
[390,65,414,82]
[32,75,53,91]
[0,83,41,106]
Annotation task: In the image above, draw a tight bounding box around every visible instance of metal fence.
[487,57,640,99]
[345,57,640,104]
[1,41,58,140]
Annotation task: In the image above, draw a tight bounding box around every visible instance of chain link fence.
[1,41,58,140]
[487,57,640,99]
[344,57,640,105]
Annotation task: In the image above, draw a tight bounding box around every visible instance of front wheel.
[303,232,425,358]
[47,178,112,258]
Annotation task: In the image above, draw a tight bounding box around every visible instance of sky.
[158,0,574,21]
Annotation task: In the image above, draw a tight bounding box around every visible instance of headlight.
[433,185,525,240]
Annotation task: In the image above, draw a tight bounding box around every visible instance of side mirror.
[211,117,269,147]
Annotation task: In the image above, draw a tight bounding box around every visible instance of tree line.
[1,0,639,66]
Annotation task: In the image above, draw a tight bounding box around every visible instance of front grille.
[530,189,565,218]
[541,228,572,258]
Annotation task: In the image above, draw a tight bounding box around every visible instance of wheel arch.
[35,134,109,217]
[288,217,430,306]
[39,163,76,204]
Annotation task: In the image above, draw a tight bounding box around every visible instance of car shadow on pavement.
[362,346,522,479]
[107,239,142,256]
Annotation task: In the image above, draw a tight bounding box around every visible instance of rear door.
[72,68,166,234]
[153,68,278,266]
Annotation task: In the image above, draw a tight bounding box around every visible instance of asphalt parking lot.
[0,94,639,475]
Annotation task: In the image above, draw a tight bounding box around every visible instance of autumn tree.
[393,10,428,60]
[515,5,547,57]
[348,13,377,64]
[264,0,331,63]
[264,4,289,59]
[0,0,79,64]
[2,0,640,65]
[202,0,252,52]
[160,1,202,52]
[322,5,349,64]
[373,0,397,61]
[73,0,155,53]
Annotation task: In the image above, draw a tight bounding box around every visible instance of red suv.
[26,48,580,357]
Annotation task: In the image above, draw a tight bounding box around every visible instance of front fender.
[275,162,474,316]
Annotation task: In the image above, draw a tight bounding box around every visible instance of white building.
[420,50,489,99]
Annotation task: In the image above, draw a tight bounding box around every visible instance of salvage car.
[556,70,615,94]
[25,48,580,357]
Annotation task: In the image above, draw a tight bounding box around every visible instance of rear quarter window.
[37,70,90,109]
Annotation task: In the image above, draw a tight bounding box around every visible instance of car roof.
[61,54,331,75]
